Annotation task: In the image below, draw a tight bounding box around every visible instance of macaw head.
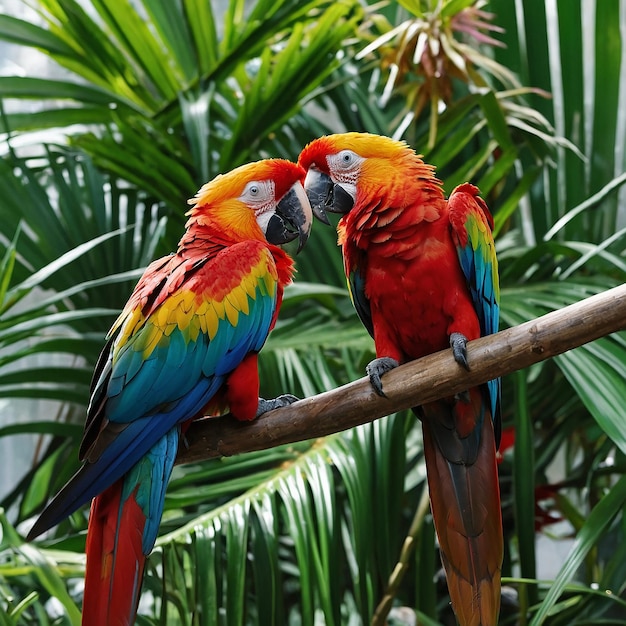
[298,132,421,223]
[187,159,313,252]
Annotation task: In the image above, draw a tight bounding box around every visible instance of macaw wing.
[448,183,501,428]
[347,264,373,339]
[28,241,278,538]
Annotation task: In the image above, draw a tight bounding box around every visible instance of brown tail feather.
[422,403,503,626]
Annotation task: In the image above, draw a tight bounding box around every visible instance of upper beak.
[303,168,354,224]
[265,181,313,253]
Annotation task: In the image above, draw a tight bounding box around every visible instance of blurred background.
[0,0,625,624]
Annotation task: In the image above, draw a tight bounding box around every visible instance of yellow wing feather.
[111,246,279,361]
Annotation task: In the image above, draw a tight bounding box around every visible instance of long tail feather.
[421,397,503,626]
[26,410,191,541]
[82,428,179,626]
[82,481,146,626]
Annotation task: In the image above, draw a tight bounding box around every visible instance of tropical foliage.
[0,0,625,624]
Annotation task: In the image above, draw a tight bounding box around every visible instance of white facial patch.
[327,149,365,201]
[255,210,274,233]
[239,180,276,229]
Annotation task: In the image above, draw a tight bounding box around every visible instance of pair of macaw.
[28,133,502,626]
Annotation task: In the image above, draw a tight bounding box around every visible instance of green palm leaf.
[152,413,414,625]
[1,1,625,624]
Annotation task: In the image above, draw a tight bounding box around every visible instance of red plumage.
[83,481,146,626]
[27,159,313,626]
[299,133,502,626]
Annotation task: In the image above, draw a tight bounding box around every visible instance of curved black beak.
[304,168,354,224]
[265,181,313,253]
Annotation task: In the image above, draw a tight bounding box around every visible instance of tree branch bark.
[177,283,626,465]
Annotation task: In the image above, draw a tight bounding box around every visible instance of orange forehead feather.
[188,159,305,211]
[298,132,415,172]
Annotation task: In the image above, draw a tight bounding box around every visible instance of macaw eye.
[240,180,275,210]
[242,181,271,202]
[336,150,357,168]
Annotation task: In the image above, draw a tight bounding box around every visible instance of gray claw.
[450,332,470,370]
[366,357,399,397]
[256,394,299,418]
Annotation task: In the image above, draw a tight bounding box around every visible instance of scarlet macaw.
[298,133,502,626]
[27,159,313,626]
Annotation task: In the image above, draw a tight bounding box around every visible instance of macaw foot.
[450,332,470,371]
[256,394,299,418]
[366,357,399,397]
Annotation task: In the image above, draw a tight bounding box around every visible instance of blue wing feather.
[448,185,501,431]
[31,375,223,536]
[120,427,180,554]
[27,243,279,540]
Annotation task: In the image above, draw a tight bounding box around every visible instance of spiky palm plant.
[0,1,625,624]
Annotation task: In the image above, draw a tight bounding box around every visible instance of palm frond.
[151,412,416,625]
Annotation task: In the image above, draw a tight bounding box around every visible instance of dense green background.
[0,0,625,624]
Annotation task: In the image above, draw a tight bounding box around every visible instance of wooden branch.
[177,283,626,465]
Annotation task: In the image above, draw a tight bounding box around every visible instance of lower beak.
[304,169,354,223]
[266,181,313,253]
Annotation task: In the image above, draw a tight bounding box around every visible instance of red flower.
[496,426,515,464]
